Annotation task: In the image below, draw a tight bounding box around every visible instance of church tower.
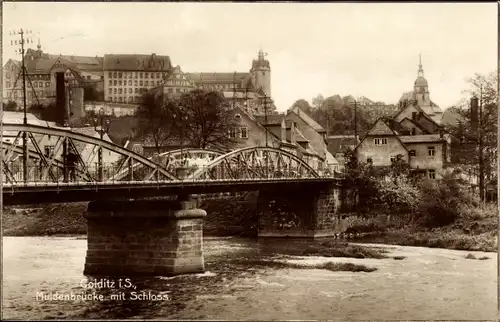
[251,50,271,97]
[414,54,431,108]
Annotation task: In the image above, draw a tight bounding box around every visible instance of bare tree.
[134,91,179,155]
[444,71,498,200]
[178,89,238,150]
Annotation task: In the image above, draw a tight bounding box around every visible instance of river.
[2,236,497,320]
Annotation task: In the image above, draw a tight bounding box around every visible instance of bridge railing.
[2,162,342,185]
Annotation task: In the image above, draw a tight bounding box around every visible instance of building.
[3,43,100,110]
[102,53,172,104]
[326,135,359,170]
[397,55,443,124]
[355,114,451,179]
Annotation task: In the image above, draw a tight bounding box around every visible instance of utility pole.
[354,99,358,143]
[10,29,34,183]
[478,86,485,203]
[264,94,268,148]
[232,71,236,109]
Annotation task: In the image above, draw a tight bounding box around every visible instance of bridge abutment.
[84,196,206,276]
[257,182,346,238]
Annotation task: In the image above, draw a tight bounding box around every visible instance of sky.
[2,2,497,111]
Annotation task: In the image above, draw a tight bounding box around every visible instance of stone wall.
[84,199,206,276]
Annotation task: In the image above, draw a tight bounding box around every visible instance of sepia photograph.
[1,1,498,320]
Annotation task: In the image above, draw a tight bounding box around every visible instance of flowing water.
[2,236,497,320]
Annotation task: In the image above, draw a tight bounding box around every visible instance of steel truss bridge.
[2,123,341,204]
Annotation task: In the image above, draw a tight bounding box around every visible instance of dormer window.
[234,114,241,120]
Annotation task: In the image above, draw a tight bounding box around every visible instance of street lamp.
[93,107,111,181]
[173,109,189,178]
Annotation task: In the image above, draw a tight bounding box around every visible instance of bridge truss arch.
[111,148,225,181]
[188,146,320,180]
[1,123,178,184]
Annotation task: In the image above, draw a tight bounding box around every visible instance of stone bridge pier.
[257,182,346,238]
[84,195,206,276]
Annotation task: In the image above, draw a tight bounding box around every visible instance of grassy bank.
[347,210,498,253]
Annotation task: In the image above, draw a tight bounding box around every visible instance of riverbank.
[2,202,497,253]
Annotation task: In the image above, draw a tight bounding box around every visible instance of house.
[355,115,451,179]
[326,135,359,170]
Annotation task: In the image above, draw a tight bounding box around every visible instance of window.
[129,88,132,94]
[411,128,416,135]
[428,146,435,157]
[87,76,91,80]
[135,88,138,93]
[109,80,112,86]
[240,127,248,138]
[46,82,50,87]
[118,73,122,78]
[428,169,436,179]
[39,81,43,87]
[412,112,417,120]
[114,80,117,86]
[118,97,123,103]
[113,72,117,78]
[128,80,132,86]
[34,82,38,88]
[145,81,149,86]
[234,114,241,120]
[168,88,173,93]
[176,88,181,93]
[390,156,396,163]
[119,88,123,94]
[374,138,388,145]
[119,81,123,86]
[409,150,416,156]
[134,80,138,86]
[101,76,104,80]
[140,81,143,86]
[108,89,112,94]
[139,72,143,78]
[229,128,237,138]
[157,81,161,85]
[44,145,55,157]
[367,157,373,163]
[114,88,117,94]
[109,72,112,78]
[6,82,10,88]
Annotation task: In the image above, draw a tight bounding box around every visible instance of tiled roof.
[294,128,309,143]
[326,136,358,155]
[24,58,58,74]
[186,72,248,84]
[399,134,446,143]
[47,54,102,66]
[103,54,172,71]
[325,151,340,165]
[383,117,408,134]
[288,107,326,133]
[254,114,285,126]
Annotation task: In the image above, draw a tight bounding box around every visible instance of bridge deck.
[2,178,342,205]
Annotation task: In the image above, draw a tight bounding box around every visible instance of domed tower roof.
[414,54,428,86]
[251,49,270,70]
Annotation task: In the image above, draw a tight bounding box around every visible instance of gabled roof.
[399,117,430,134]
[392,100,426,120]
[287,107,326,133]
[326,136,358,155]
[254,114,284,126]
[294,127,309,143]
[325,150,340,165]
[416,111,441,128]
[103,54,172,71]
[186,72,248,84]
[355,117,409,152]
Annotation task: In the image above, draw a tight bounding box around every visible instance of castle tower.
[251,49,271,97]
[413,54,431,108]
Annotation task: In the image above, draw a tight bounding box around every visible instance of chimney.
[470,96,479,132]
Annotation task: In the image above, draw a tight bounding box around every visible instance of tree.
[444,71,498,200]
[134,91,178,155]
[178,89,238,150]
[82,84,103,102]
[3,100,18,111]
[29,102,58,123]
[290,99,313,115]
